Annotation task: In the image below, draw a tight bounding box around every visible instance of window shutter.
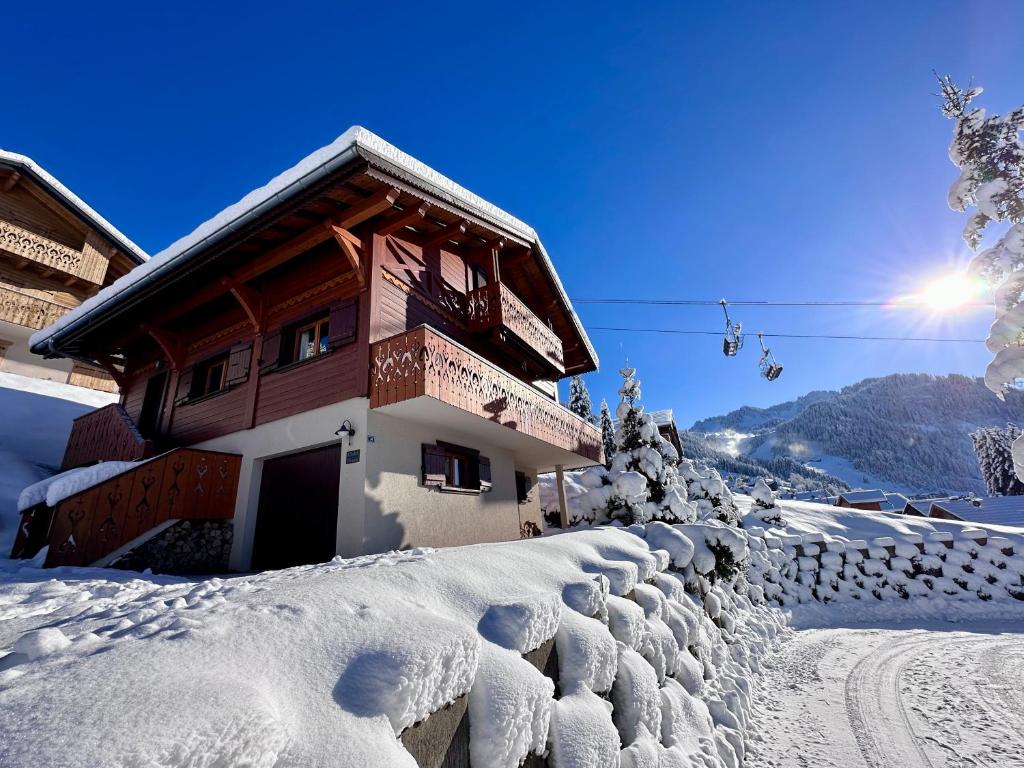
[259,331,282,372]
[226,343,252,385]
[478,456,492,492]
[174,367,195,404]
[328,298,358,347]
[423,443,446,488]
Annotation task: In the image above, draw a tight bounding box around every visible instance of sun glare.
[896,272,987,312]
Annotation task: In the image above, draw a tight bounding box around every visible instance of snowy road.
[747,623,1024,768]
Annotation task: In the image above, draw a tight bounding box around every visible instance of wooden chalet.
[27,127,603,571]
[0,151,147,390]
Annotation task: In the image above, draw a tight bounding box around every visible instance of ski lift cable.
[588,326,987,343]
[575,298,993,308]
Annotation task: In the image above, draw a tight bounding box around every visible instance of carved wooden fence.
[62,403,155,470]
[32,449,241,568]
[370,326,602,463]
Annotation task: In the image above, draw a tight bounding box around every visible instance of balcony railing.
[466,283,565,374]
[62,403,156,470]
[0,285,68,330]
[0,218,104,284]
[370,326,602,463]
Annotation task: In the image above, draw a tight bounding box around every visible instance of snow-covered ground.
[747,622,1024,767]
[4,487,1024,766]
[0,372,116,556]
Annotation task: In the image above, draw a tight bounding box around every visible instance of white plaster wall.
[192,398,371,570]
[0,320,72,381]
[363,409,524,553]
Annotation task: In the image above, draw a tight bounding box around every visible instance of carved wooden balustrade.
[0,285,67,330]
[0,218,105,284]
[370,326,602,463]
[32,448,242,568]
[62,404,157,470]
[466,283,565,374]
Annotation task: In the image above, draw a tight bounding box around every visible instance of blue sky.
[7,2,1023,425]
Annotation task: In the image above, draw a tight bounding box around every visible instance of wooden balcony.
[370,326,602,464]
[466,283,565,374]
[0,285,68,330]
[62,403,156,470]
[0,217,106,285]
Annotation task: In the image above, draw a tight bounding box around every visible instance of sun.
[897,272,987,312]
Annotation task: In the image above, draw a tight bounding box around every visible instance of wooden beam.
[63,275,78,288]
[422,219,468,249]
[91,353,127,390]
[335,187,400,229]
[329,225,365,288]
[140,323,183,369]
[2,172,21,192]
[377,203,430,237]
[220,277,264,332]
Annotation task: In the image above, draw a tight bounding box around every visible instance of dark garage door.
[251,444,341,570]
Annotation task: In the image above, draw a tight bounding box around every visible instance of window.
[192,354,229,398]
[470,264,488,291]
[423,442,492,493]
[515,471,532,504]
[293,315,330,362]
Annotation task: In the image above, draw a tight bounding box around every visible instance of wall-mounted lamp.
[335,419,356,445]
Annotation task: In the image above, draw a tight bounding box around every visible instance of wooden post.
[555,464,569,529]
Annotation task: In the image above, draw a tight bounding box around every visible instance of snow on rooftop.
[29,128,597,368]
[0,149,147,264]
[838,489,888,504]
[932,495,1024,528]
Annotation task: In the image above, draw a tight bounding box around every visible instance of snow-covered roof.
[29,127,596,369]
[612,408,676,430]
[882,492,911,511]
[838,490,888,505]
[648,409,676,427]
[930,496,1024,528]
[0,150,147,265]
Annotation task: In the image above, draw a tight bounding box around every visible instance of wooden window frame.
[181,352,230,404]
[422,441,492,494]
[292,315,331,363]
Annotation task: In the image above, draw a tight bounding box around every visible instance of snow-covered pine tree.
[567,375,595,423]
[970,424,1024,496]
[599,399,615,469]
[604,366,695,525]
[940,78,1024,404]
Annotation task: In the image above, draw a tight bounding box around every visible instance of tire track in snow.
[843,634,935,768]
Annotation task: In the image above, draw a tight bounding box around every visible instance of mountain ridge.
[688,373,1024,495]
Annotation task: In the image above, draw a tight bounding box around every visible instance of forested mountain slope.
[690,374,1024,495]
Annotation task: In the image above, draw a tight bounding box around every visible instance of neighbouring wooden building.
[25,127,603,572]
[0,150,147,390]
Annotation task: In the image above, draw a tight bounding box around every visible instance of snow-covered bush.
[678,457,739,524]
[744,478,785,527]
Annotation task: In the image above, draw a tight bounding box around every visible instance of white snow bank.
[0,372,118,559]
[0,526,783,768]
[17,461,138,512]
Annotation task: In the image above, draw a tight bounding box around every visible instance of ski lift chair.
[757,332,783,381]
[720,300,744,356]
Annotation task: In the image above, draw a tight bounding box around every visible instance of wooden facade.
[62,403,156,470]
[0,154,144,388]
[58,153,601,470]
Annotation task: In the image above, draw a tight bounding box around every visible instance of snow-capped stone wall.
[745,523,1024,606]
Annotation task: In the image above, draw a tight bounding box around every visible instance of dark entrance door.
[251,444,341,571]
[137,371,167,438]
